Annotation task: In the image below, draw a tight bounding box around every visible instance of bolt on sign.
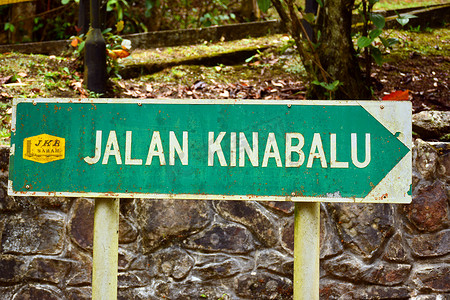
[8,98,412,203]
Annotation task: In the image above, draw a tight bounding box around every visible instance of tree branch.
[285,0,329,82]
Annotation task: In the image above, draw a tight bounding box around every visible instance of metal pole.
[84,0,107,94]
[90,0,101,28]
[78,0,90,35]
[92,198,119,300]
[293,202,320,300]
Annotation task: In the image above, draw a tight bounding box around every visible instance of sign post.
[83,0,111,296]
[92,198,119,300]
[9,98,412,299]
[294,202,320,299]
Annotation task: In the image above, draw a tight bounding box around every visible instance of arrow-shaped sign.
[8,99,411,203]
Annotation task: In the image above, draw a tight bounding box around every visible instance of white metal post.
[92,198,119,300]
[293,202,320,300]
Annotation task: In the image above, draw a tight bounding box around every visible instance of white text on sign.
[83,130,371,168]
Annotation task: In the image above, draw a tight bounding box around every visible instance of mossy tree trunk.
[313,0,370,99]
[272,0,371,100]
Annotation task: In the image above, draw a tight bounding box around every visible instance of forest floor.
[0,26,449,145]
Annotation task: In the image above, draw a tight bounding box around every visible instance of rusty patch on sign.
[23,134,65,163]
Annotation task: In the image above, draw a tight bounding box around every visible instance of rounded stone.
[404,181,449,232]
[13,285,62,300]
[1,214,65,255]
[185,223,255,254]
[215,200,278,247]
[68,198,94,250]
[137,199,211,252]
[413,139,439,181]
[408,229,450,257]
[330,203,394,259]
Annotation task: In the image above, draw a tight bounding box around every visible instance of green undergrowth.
[115,34,305,87]
[375,0,449,10]
[126,35,290,65]
[136,59,301,88]
[0,53,79,99]
[121,27,449,87]
[0,27,448,145]
[381,27,449,61]
[0,53,79,145]
[296,0,447,10]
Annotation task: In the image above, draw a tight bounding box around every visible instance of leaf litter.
[0,28,449,145]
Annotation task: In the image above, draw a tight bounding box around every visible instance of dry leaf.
[107,49,130,59]
[71,38,79,47]
[382,90,410,101]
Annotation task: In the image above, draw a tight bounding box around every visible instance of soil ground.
[115,28,449,112]
[0,26,449,145]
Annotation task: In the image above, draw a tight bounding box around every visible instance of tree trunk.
[312,0,370,99]
[146,0,163,31]
[240,0,260,21]
[11,2,36,43]
[271,0,371,100]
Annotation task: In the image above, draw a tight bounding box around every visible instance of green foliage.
[61,0,131,26]
[143,0,158,18]
[408,25,433,33]
[264,0,426,98]
[369,12,385,29]
[104,29,132,78]
[61,0,79,4]
[312,80,342,99]
[107,0,129,20]
[157,0,241,30]
[355,1,417,67]
[33,17,44,33]
[88,90,104,98]
[303,12,316,24]
[0,101,11,144]
[257,0,271,13]
[200,10,236,27]
[2,1,79,43]
[4,22,14,33]
[380,36,400,48]
[0,127,10,139]
[198,293,229,300]
[312,80,342,91]
[69,23,132,79]
[61,0,69,4]
[278,38,296,54]
[357,36,372,48]
[245,49,263,63]
[283,58,305,75]
[46,16,74,40]
[2,0,246,42]
[396,13,418,26]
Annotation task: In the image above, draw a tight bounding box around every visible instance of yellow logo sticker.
[23,134,65,164]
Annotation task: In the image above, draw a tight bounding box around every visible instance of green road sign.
[8,98,412,203]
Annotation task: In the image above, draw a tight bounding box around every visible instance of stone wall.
[0,137,448,299]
